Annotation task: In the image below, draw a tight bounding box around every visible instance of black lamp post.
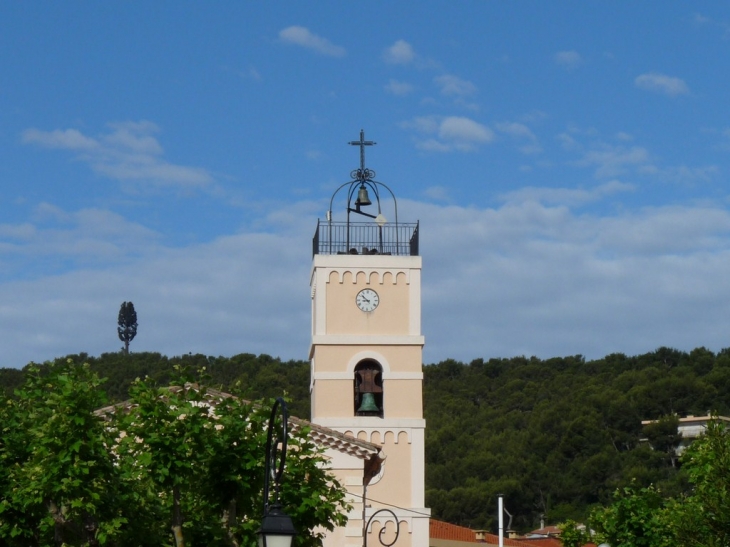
[258,397,296,547]
[363,508,400,547]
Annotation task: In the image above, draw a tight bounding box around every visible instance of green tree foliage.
[642,414,681,468]
[589,485,672,547]
[557,520,591,547]
[0,360,349,547]
[117,301,138,355]
[665,420,730,546]
[584,419,730,547]
[424,348,730,532]
[0,366,23,397]
[0,361,130,546]
[0,352,313,418]
[2,345,730,535]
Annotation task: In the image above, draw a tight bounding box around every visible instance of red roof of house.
[429,520,561,547]
[528,526,561,536]
[430,520,477,542]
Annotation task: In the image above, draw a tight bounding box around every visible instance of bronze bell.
[356,185,372,206]
[357,392,380,413]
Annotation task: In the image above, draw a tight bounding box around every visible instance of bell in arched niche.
[354,361,383,417]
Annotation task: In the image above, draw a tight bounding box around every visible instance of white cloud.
[635,72,689,96]
[278,26,346,58]
[434,74,477,97]
[2,203,160,269]
[0,231,311,367]
[423,186,451,202]
[383,39,415,64]
[499,180,634,206]
[0,222,36,241]
[22,128,98,151]
[568,136,716,184]
[496,122,536,140]
[104,121,162,154]
[5,198,730,368]
[554,50,582,69]
[416,139,452,153]
[247,66,262,81]
[22,122,213,189]
[496,122,542,154]
[403,116,440,134]
[645,164,719,184]
[692,13,730,37]
[439,117,492,144]
[404,116,493,152]
[384,79,414,96]
[717,128,730,152]
[557,132,579,151]
[577,144,652,178]
[520,110,548,123]
[405,198,730,362]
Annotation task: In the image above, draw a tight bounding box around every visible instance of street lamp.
[259,397,296,547]
[364,508,400,547]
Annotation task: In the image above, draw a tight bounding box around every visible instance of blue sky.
[2,3,730,368]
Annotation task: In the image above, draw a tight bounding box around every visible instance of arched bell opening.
[354,360,384,418]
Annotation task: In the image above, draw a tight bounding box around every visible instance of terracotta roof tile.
[95,385,384,464]
[430,520,477,542]
[429,520,549,547]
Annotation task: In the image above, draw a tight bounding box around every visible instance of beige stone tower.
[310,131,429,547]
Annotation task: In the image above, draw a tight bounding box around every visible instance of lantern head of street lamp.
[258,504,296,547]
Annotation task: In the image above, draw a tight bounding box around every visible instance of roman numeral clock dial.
[355,289,379,312]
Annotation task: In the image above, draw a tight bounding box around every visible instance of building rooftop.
[429,520,570,547]
[95,384,385,472]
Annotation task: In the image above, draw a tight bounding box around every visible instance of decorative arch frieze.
[326,268,411,285]
[351,429,413,445]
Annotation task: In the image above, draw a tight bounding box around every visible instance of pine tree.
[117,301,138,355]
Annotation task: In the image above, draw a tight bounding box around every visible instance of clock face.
[356,289,379,312]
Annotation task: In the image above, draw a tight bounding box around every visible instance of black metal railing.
[313,221,419,257]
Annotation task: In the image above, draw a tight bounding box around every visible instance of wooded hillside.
[2,346,728,534]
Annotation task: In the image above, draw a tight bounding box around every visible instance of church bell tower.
[310,131,429,546]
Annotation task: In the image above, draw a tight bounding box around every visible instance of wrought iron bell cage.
[312,130,419,257]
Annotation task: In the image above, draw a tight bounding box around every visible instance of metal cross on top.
[348,129,376,182]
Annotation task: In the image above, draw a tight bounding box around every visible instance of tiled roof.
[290,414,384,462]
[95,385,384,465]
[429,520,551,547]
[428,520,595,547]
[527,526,561,536]
[430,520,477,542]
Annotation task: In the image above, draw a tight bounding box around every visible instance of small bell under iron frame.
[355,184,372,207]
